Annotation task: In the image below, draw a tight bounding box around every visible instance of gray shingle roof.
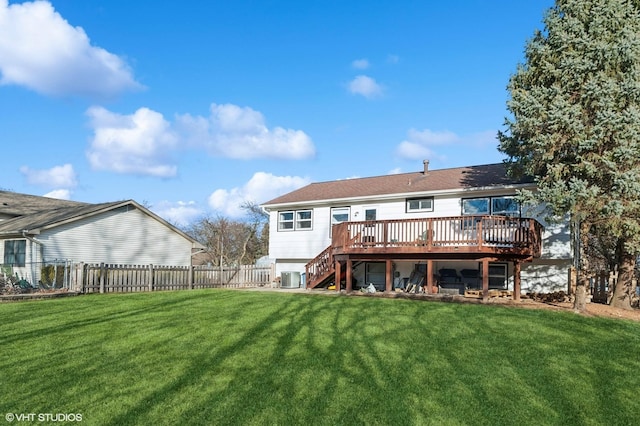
[262,163,533,206]
[0,201,125,235]
[0,190,87,217]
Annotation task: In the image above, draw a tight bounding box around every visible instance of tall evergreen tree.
[499,0,640,310]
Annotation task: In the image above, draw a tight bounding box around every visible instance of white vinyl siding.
[37,206,193,266]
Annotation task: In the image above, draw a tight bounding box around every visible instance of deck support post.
[385,260,393,293]
[426,259,434,294]
[482,259,489,300]
[334,260,341,292]
[513,261,521,301]
[346,259,353,293]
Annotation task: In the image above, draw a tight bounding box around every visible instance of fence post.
[188,265,194,290]
[99,263,105,294]
[76,262,85,293]
[148,264,154,292]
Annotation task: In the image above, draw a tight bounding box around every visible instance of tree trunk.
[573,220,590,313]
[574,274,588,312]
[611,251,634,310]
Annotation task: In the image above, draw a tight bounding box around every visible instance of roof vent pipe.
[423,159,429,174]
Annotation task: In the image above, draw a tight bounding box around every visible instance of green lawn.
[1,290,638,425]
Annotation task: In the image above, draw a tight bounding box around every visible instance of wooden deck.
[306,215,543,295]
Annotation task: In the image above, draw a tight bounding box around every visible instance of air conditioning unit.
[281,271,301,289]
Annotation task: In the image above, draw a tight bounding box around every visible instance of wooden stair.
[305,245,335,289]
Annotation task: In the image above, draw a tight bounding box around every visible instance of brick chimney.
[423,159,429,174]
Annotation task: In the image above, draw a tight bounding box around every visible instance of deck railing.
[332,215,543,256]
[305,215,543,289]
[305,245,334,288]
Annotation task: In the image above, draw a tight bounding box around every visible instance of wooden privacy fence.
[75,263,275,294]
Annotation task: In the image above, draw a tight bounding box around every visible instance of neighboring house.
[0,191,203,285]
[261,162,572,297]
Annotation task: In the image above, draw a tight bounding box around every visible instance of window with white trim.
[330,207,350,236]
[296,210,312,229]
[4,240,26,267]
[278,210,313,231]
[278,211,294,230]
[331,207,350,225]
[406,197,434,213]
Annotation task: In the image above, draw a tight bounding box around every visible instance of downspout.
[22,230,43,286]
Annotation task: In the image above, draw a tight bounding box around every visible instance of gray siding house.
[0,191,202,285]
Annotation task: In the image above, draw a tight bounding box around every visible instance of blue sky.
[0,0,553,226]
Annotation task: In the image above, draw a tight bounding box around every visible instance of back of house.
[261,162,572,294]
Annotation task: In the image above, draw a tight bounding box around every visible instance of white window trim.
[278,209,313,231]
[406,197,434,213]
[330,207,351,237]
[296,209,313,230]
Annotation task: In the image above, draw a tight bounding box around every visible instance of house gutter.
[22,229,43,245]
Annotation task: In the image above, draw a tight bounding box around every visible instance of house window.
[330,207,350,236]
[406,197,434,212]
[462,198,490,215]
[278,211,294,231]
[491,196,520,216]
[4,240,26,267]
[488,263,508,289]
[331,207,350,225]
[296,210,312,229]
[278,210,312,231]
[365,209,377,221]
[462,196,520,216]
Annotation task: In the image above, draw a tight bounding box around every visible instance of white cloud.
[395,128,498,162]
[405,128,460,146]
[347,75,383,99]
[388,167,403,175]
[86,106,179,177]
[20,163,77,188]
[152,200,203,227]
[396,141,437,160]
[177,103,316,160]
[396,128,459,160]
[351,58,370,69]
[43,189,72,200]
[208,172,310,218]
[0,0,141,98]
